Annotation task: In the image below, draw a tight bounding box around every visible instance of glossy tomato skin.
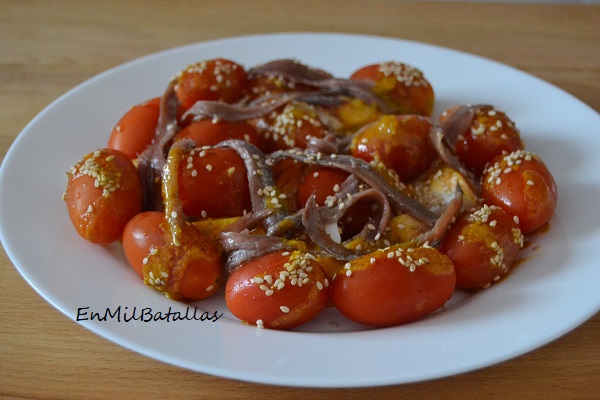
[351,114,436,182]
[122,211,166,278]
[225,251,331,330]
[297,166,350,208]
[170,224,224,300]
[439,204,524,290]
[177,147,252,219]
[332,245,456,327]
[174,58,247,111]
[350,61,435,116]
[252,102,329,153]
[481,150,557,234]
[122,211,223,300]
[65,148,143,245]
[108,97,160,159]
[173,119,261,148]
[440,105,524,177]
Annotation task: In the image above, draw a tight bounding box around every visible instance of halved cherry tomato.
[331,244,456,327]
[481,150,557,234]
[350,61,435,116]
[64,148,143,245]
[174,58,247,111]
[177,147,252,219]
[351,114,436,182]
[225,250,331,330]
[439,204,524,290]
[173,119,261,148]
[440,105,524,176]
[107,97,160,159]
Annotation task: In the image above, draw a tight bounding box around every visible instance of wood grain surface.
[1,1,599,398]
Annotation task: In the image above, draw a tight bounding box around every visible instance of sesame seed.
[280,306,290,313]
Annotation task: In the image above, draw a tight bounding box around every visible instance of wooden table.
[1,1,599,398]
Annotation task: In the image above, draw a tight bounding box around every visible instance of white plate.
[1,33,600,388]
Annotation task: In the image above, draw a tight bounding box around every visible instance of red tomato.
[122,211,167,278]
[107,97,160,159]
[297,166,350,208]
[225,251,331,330]
[440,105,524,176]
[331,244,456,327]
[177,147,252,219]
[481,150,557,234]
[351,114,437,182]
[439,204,524,290]
[173,119,261,148]
[350,61,435,116]
[174,58,247,111]
[253,102,329,153]
[122,211,223,300]
[64,148,143,245]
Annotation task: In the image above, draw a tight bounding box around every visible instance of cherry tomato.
[169,223,224,300]
[481,150,557,234]
[440,105,524,176]
[331,244,456,327]
[174,58,247,111]
[65,148,143,245]
[225,250,331,330]
[297,166,350,208]
[350,61,435,116]
[254,102,329,153]
[272,158,305,213]
[177,147,251,219]
[122,211,224,300]
[122,211,167,278]
[351,114,437,182]
[173,119,261,148]
[439,204,524,290]
[107,97,160,159]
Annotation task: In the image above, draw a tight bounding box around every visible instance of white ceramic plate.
[1,33,600,388]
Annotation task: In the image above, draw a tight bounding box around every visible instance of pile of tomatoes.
[64,58,557,330]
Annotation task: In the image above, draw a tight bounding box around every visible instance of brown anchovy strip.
[137,79,181,211]
[429,125,481,193]
[248,59,389,111]
[215,139,288,233]
[218,209,293,273]
[437,104,477,147]
[302,194,358,261]
[269,150,438,226]
[305,131,352,155]
[416,184,464,246]
[182,92,299,123]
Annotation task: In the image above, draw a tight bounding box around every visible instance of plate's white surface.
[1,33,600,388]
